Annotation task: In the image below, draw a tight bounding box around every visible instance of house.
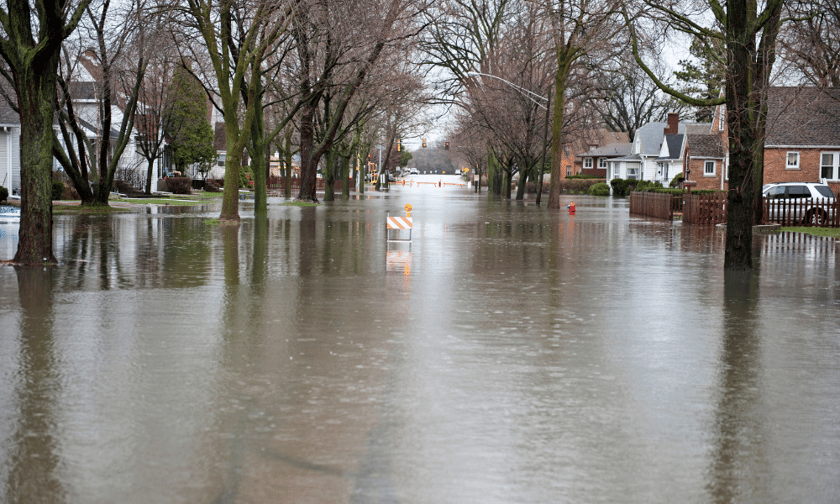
[560,129,629,177]
[52,52,148,185]
[682,105,727,190]
[578,142,632,178]
[687,87,840,194]
[608,113,722,187]
[762,87,840,193]
[608,119,670,182]
[0,100,21,196]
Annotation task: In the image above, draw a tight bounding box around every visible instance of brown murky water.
[1,182,839,503]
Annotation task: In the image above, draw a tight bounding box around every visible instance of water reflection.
[710,271,766,503]
[0,195,838,503]
[5,269,63,504]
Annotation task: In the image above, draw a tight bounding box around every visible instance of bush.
[610,178,629,197]
[0,185,7,203]
[204,181,221,192]
[567,173,600,179]
[588,182,611,196]
[52,180,65,200]
[164,177,192,194]
[670,172,684,188]
[652,188,684,196]
[633,180,663,192]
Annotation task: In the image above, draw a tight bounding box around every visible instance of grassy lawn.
[779,226,840,238]
[50,191,225,214]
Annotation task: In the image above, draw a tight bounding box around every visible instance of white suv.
[763,182,836,225]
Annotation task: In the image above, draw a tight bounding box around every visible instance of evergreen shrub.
[588,182,610,196]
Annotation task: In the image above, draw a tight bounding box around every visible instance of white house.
[0,100,20,196]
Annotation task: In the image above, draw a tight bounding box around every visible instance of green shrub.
[0,185,7,203]
[634,180,663,192]
[567,173,600,179]
[588,182,611,196]
[51,180,65,200]
[610,178,628,197]
[652,188,684,196]
[670,172,684,188]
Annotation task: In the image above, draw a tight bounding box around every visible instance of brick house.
[762,87,840,194]
[687,87,840,194]
[683,105,728,191]
[578,142,632,178]
[559,129,629,178]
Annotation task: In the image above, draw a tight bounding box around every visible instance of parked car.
[763,182,837,225]
[409,168,419,175]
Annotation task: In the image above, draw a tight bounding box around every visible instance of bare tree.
[292,0,429,203]
[587,51,681,137]
[0,0,91,264]
[779,0,840,87]
[180,0,294,222]
[625,0,786,270]
[53,0,151,206]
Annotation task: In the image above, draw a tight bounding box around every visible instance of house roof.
[635,121,667,155]
[765,87,840,146]
[686,133,726,158]
[656,134,684,161]
[0,98,18,125]
[566,129,630,153]
[581,142,632,158]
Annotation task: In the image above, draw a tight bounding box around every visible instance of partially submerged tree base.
[2,258,57,268]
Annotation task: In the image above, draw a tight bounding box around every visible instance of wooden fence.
[630,191,840,228]
[628,192,675,221]
[683,193,728,225]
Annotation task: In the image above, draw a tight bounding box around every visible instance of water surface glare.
[0,187,839,503]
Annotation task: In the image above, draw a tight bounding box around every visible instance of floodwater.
[0,176,839,503]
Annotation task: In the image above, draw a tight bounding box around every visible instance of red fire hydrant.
[568,201,576,215]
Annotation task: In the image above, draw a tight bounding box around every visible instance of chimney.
[665,113,679,135]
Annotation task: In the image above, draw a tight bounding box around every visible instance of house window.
[704,160,715,176]
[599,158,607,169]
[584,158,593,169]
[821,152,839,180]
[627,166,639,179]
[786,151,800,169]
[218,153,226,167]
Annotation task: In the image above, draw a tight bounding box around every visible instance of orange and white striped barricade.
[386,205,413,242]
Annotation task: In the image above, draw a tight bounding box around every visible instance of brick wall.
[687,158,727,190]
[764,148,821,183]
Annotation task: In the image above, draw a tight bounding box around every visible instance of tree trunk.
[341,152,351,200]
[548,60,570,209]
[14,68,57,265]
[324,149,337,202]
[219,121,243,221]
[298,102,319,203]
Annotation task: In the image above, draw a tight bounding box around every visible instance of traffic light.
[422,138,426,148]
[445,142,449,150]
[397,139,401,152]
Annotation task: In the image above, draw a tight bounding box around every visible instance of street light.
[466,71,548,110]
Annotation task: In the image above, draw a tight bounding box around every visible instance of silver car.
[763,182,837,225]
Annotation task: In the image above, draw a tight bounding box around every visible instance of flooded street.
[1,178,839,503]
